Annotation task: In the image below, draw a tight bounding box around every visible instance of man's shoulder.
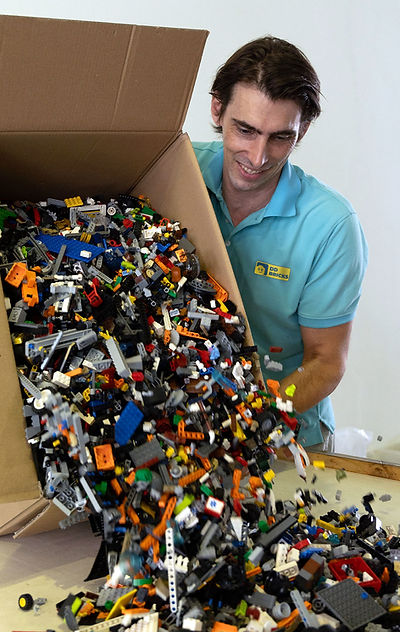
[192,140,223,166]
[292,164,355,218]
[192,141,224,192]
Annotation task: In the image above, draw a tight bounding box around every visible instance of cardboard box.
[0,15,249,537]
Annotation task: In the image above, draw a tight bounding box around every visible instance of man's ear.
[297,120,310,143]
[211,95,223,127]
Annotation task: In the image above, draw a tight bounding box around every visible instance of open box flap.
[0,15,208,200]
[12,500,68,539]
[0,281,40,509]
[0,496,50,536]
[0,16,207,133]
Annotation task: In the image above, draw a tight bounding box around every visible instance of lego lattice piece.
[165,527,178,613]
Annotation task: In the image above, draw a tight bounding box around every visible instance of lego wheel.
[18,592,34,610]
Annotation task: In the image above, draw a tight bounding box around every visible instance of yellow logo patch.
[254,261,291,281]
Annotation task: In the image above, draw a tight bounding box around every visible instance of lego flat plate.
[316,578,386,630]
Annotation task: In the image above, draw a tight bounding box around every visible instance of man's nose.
[248,137,268,169]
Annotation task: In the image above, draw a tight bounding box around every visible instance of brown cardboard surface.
[0,131,173,201]
[13,500,67,539]
[0,16,207,133]
[0,282,40,505]
[0,15,207,201]
[0,497,49,536]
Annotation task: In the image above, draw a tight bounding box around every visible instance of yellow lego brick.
[233,424,246,441]
[106,588,137,620]
[313,460,325,469]
[285,384,296,397]
[64,196,83,207]
[316,519,346,537]
[263,469,276,483]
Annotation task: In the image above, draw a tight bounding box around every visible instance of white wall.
[1,0,399,459]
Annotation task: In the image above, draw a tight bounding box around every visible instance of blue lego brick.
[37,233,104,261]
[156,242,172,252]
[114,401,144,445]
[211,368,237,393]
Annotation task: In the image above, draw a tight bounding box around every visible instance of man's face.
[211,82,308,198]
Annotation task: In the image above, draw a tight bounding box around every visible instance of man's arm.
[278,322,353,413]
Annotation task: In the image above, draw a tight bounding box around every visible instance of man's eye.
[238,127,253,135]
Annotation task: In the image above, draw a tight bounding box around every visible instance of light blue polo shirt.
[193,140,368,447]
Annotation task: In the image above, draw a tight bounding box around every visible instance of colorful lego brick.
[65,196,83,207]
[129,439,165,468]
[37,233,104,261]
[115,401,144,445]
[93,444,115,471]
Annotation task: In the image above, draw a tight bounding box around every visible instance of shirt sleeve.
[298,213,368,328]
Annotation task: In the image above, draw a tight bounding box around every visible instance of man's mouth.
[237,161,266,176]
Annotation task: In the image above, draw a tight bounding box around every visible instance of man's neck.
[222,173,280,227]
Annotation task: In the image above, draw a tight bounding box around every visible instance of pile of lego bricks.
[1,196,400,632]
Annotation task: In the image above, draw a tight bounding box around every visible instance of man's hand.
[278,321,353,413]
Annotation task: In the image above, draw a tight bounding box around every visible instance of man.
[193,36,368,450]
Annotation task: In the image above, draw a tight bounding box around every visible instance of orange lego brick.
[110,478,123,496]
[93,443,115,471]
[267,379,281,398]
[178,468,206,487]
[139,533,155,551]
[5,262,27,287]
[177,420,205,442]
[65,367,84,377]
[154,256,171,274]
[176,325,207,340]
[231,469,245,500]
[195,451,212,470]
[21,270,39,307]
[235,401,252,425]
[126,505,140,526]
[206,274,228,302]
[212,623,238,632]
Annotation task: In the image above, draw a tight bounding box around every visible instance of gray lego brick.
[246,591,276,610]
[129,438,165,467]
[96,585,133,607]
[316,578,386,631]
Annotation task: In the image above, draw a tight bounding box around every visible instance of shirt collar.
[203,145,300,219]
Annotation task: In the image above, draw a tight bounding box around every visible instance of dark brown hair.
[211,36,321,132]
